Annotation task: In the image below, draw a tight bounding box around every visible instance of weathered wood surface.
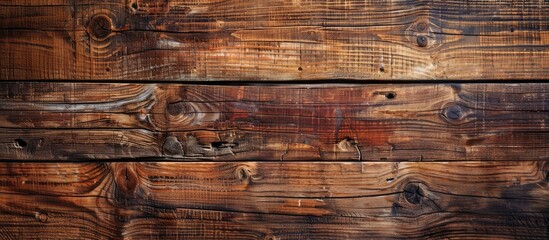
[2,0,549,80]
[1,1,549,238]
[0,83,547,161]
[0,161,547,239]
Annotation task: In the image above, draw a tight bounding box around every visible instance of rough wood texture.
[0,83,547,161]
[2,0,549,238]
[0,161,547,239]
[2,0,549,80]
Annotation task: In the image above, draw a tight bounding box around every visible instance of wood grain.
[0,83,547,161]
[2,1,549,238]
[0,161,547,239]
[2,0,549,80]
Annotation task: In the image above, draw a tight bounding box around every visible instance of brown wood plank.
[0,83,547,161]
[2,0,549,80]
[0,161,547,239]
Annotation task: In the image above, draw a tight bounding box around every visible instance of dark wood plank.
[0,161,547,239]
[0,83,547,161]
[2,0,549,80]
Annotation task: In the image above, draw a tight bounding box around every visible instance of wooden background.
[1,0,549,239]
[2,0,549,81]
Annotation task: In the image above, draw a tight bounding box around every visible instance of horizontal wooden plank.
[0,83,547,161]
[0,161,547,239]
[2,0,549,80]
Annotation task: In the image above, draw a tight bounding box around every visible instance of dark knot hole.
[14,139,27,148]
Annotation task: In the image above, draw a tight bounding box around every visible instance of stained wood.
[2,0,549,80]
[0,161,547,239]
[2,1,548,238]
[0,83,547,161]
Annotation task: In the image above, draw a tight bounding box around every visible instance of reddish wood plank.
[0,83,547,161]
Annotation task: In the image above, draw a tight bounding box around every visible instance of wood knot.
[441,103,465,122]
[374,91,397,100]
[384,92,396,99]
[35,211,48,223]
[406,19,440,49]
[166,101,200,119]
[392,182,440,217]
[130,1,138,11]
[113,163,139,196]
[403,183,424,205]
[163,136,184,156]
[415,21,430,47]
[416,35,429,47]
[416,21,429,33]
[14,138,27,148]
[235,166,251,181]
[167,102,185,116]
[89,15,112,39]
[117,215,129,223]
